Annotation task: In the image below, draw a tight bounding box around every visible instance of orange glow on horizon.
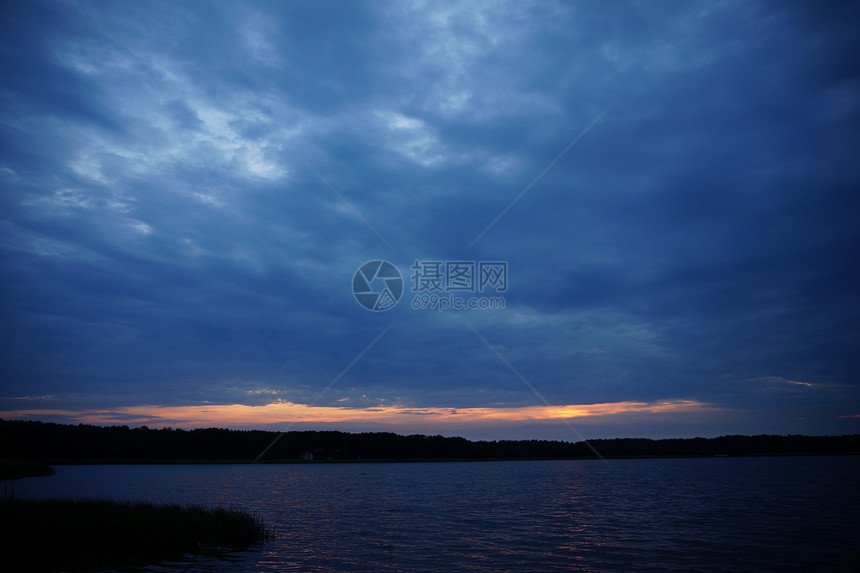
[0,399,721,429]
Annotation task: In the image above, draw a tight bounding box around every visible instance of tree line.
[1,419,858,462]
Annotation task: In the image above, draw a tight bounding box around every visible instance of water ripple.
[11,457,860,572]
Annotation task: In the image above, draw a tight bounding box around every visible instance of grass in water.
[0,497,273,572]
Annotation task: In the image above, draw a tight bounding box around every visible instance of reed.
[0,497,272,572]
[0,460,55,481]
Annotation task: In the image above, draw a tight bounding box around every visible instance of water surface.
[12,456,860,572]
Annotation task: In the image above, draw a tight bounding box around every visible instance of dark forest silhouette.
[3,419,858,462]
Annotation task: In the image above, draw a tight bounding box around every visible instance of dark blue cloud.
[1,0,858,439]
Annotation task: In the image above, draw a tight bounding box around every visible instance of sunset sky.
[1,1,858,441]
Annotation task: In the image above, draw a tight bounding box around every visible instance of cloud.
[0,398,722,433]
[1,0,858,439]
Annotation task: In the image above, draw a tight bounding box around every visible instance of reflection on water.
[12,457,860,572]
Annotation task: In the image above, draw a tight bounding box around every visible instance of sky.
[1,0,859,441]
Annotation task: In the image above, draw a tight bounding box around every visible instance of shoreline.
[5,422,859,466]
[3,450,858,470]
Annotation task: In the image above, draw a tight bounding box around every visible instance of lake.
[11,456,860,572]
